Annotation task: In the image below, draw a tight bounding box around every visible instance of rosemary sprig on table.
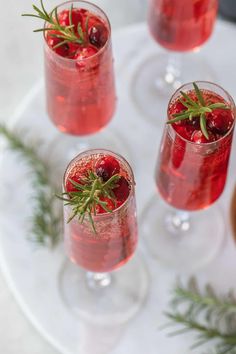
[22,0,89,49]
[60,172,120,233]
[167,82,230,140]
[165,278,236,354]
[0,124,62,247]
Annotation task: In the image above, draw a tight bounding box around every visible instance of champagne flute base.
[141,195,225,271]
[59,253,149,325]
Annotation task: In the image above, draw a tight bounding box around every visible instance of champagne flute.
[60,149,148,324]
[23,1,129,171]
[141,81,235,269]
[132,0,218,122]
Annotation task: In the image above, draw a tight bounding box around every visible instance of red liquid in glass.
[156,89,235,211]
[148,0,218,51]
[44,7,116,135]
[64,153,137,273]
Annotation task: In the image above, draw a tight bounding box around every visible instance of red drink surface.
[156,86,235,211]
[63,151,138,272]
[148,0,218,52]
[44,5,116,135]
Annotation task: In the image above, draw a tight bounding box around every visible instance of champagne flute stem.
[155,52,183,90]
[165,209,190,235]
[86,272,112,290]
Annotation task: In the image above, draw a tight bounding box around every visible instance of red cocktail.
[63,150,137,272]
[156,83,235,210]
[132,0,218,121]
[148,0,218,52]
[60,149,147,324]
[141,82,235,269]
[44,1,116,135]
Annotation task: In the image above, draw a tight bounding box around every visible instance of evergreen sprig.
[0,124,62,247]
[60,172,120,233]
[165,278,236,354]
[167,82,230,140]
[22,0,89,49]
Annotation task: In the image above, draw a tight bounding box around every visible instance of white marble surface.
[0,1,146,353]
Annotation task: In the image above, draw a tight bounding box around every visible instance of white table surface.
[0,1,146,353]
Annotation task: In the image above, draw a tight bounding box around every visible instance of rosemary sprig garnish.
[164,278,236,354]
[167,82,230,140]
[0,124,62,247]
[59,172,120,233]
[22,0,89,49]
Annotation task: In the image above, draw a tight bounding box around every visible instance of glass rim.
[63,148,135,220]
[43,0,111,63]
[167,80,236,146]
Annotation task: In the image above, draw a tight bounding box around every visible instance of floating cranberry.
[79,9,87,16]
[113,176,130,202]
[65,176,83,193]
[58,9,83,30]
[47,34,69,57]
[75,46,98,69]
[89,24,108,48]
[58,9,70,26]
[189,117,200,129]
[169,100,186,117]
[174,124,195,141]
[75,46,98,60]
[191,130,216,144]
[207,109,233,135]
[95,156,120,181]
[96,197,115,214]
[67,42,80,58]
[71,9,83,28]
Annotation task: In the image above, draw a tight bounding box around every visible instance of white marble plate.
[1,21,236,354]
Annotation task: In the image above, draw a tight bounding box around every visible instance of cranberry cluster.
[66,155,130,215]
[47,8,108,59]
[94,156,130,213]
[170,94,234,144]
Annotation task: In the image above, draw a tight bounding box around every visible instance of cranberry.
[65,163,92,193]
[95,156,120,181]
[174,124,195,141]
[207,109,233,135]
[79,9,87,15]
[67,42,80,58]
[58,9,70,26]
[89,24,108,48]
[96,197,115,214]
[47,34,69,57]
[70,9,83,28]
[58,9,83,30]
[189,117,200,129]
[65,176,83,193]
[113,176,130,203]
[191,130,216,144]
[169,100,186,116]
[74,46,98,69]
[74,45,98,60]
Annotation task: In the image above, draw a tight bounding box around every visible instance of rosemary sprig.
[22,0,89,49]
[0,124,62,247]
[164,278,236,354]
[167,82,230,140]
[59,172,120,233]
